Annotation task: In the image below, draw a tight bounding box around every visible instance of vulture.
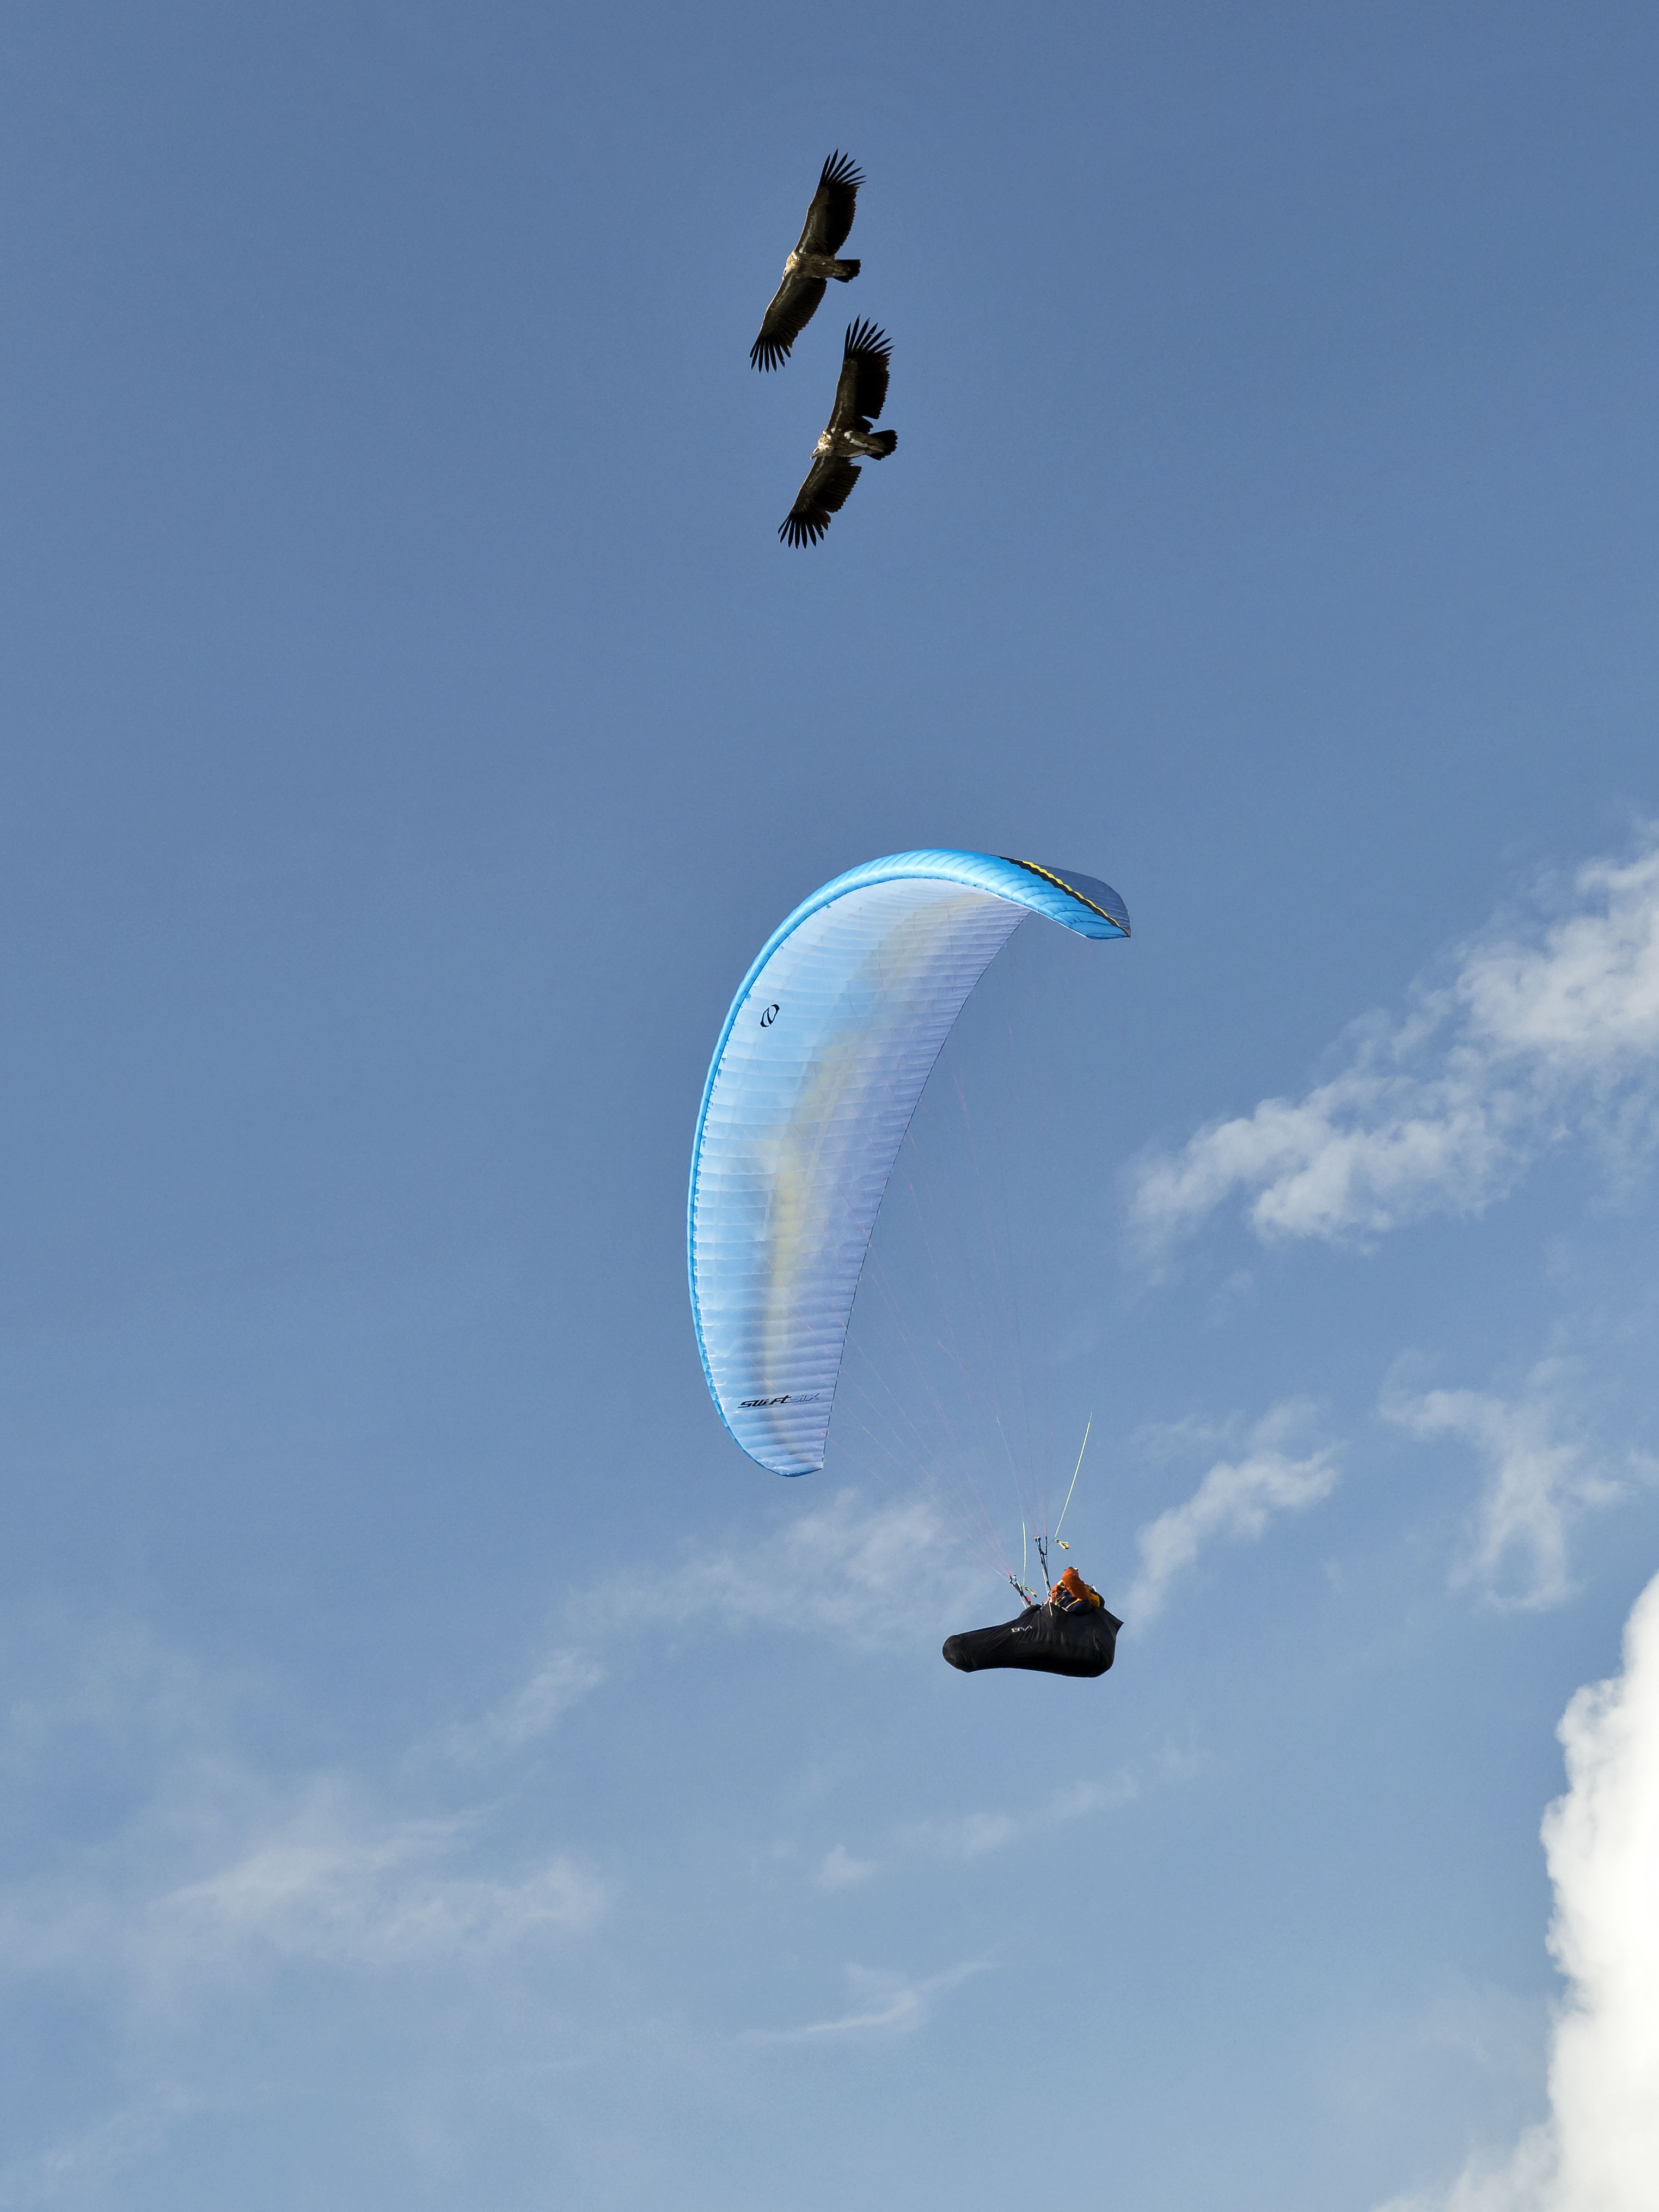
[750,151,864,372]
[780,320,897,547]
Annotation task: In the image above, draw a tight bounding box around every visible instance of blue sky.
[2,4,1657,2207]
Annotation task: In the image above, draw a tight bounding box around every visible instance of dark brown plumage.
[751,152,864,372]
[780,320,897,547]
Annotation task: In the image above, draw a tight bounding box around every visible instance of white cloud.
[816,1843,877,1889]
[438,1648,604,1761]
[1538,1580,1659,2204]
[599,1489,974,1651]
[893,1747,1204,1876]
[1383,1366,1632,1610]
[1130,834,1659,1254]
[154,1786,608,1967]
[1127,1400,1340,1620]
[0,1785,609,2002]
[903,1808,1021,1861]
[1374,1568,1659,2212]
[428,1489,967,1785]
[0,1622,610,2021]
[743,1960,988,2043]
[0,1495,976,2033]
[901,1770,1142,1862]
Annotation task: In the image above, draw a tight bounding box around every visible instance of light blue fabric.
[688,852,1130,1475]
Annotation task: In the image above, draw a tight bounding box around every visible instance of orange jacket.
[1052,1566,1104,1611]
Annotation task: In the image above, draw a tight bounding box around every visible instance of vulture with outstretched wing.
[751,152,864,371]
[780,320,897,547]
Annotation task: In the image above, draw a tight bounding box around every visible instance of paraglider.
[944,1562,1123,1679]
[942,1592,1122,1678]
[687,848,1130,1669]
[945,1443,1123,1681]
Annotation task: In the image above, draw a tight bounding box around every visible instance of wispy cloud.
[1382,1364,1638,1610]
[437,1649,605,1762]
[0,1489,981,2044]
[1130,834,1659,1255]
[154,1786,608,1968]
[0,1785,610,2000]
[899,1764,1163,1865]
[816,1843,877,1889]
[812,1747,1196,1894]
[616,1490,966,1649]
[0,2086,209,2211]
[903,1808,1020,1860]
[1373,1567,1659,2211]
[743,1960,988,2043]
[1127,1399,1341,1620]
[0,1622,610,2023]
[435,1489,972,1769]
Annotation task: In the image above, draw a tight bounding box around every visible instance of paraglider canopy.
[687,850,1129,1477]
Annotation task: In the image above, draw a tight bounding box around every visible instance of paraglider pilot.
[942,1563,1122,1681]
[1050,1566,1105,1614]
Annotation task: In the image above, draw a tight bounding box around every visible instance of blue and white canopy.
[688,851,1129,1476]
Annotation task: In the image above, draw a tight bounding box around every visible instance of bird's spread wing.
[751,274,828,370]
[828,319,891,431]
[780,456,861,546]
[795,150,862,256]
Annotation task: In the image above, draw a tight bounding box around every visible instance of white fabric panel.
[690,878,1026,1474]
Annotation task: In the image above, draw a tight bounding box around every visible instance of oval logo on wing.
[760,1003,779,1026]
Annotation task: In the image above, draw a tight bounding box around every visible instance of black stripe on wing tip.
[1000,857,1130,932]
[820,150,864,189]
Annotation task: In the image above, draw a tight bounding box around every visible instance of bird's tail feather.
[830,258,860,281]
[866,429,897,457]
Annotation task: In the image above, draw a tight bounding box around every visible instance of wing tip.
[780,515,829,547]
[843,315,890,359]
[820,149,864,190]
